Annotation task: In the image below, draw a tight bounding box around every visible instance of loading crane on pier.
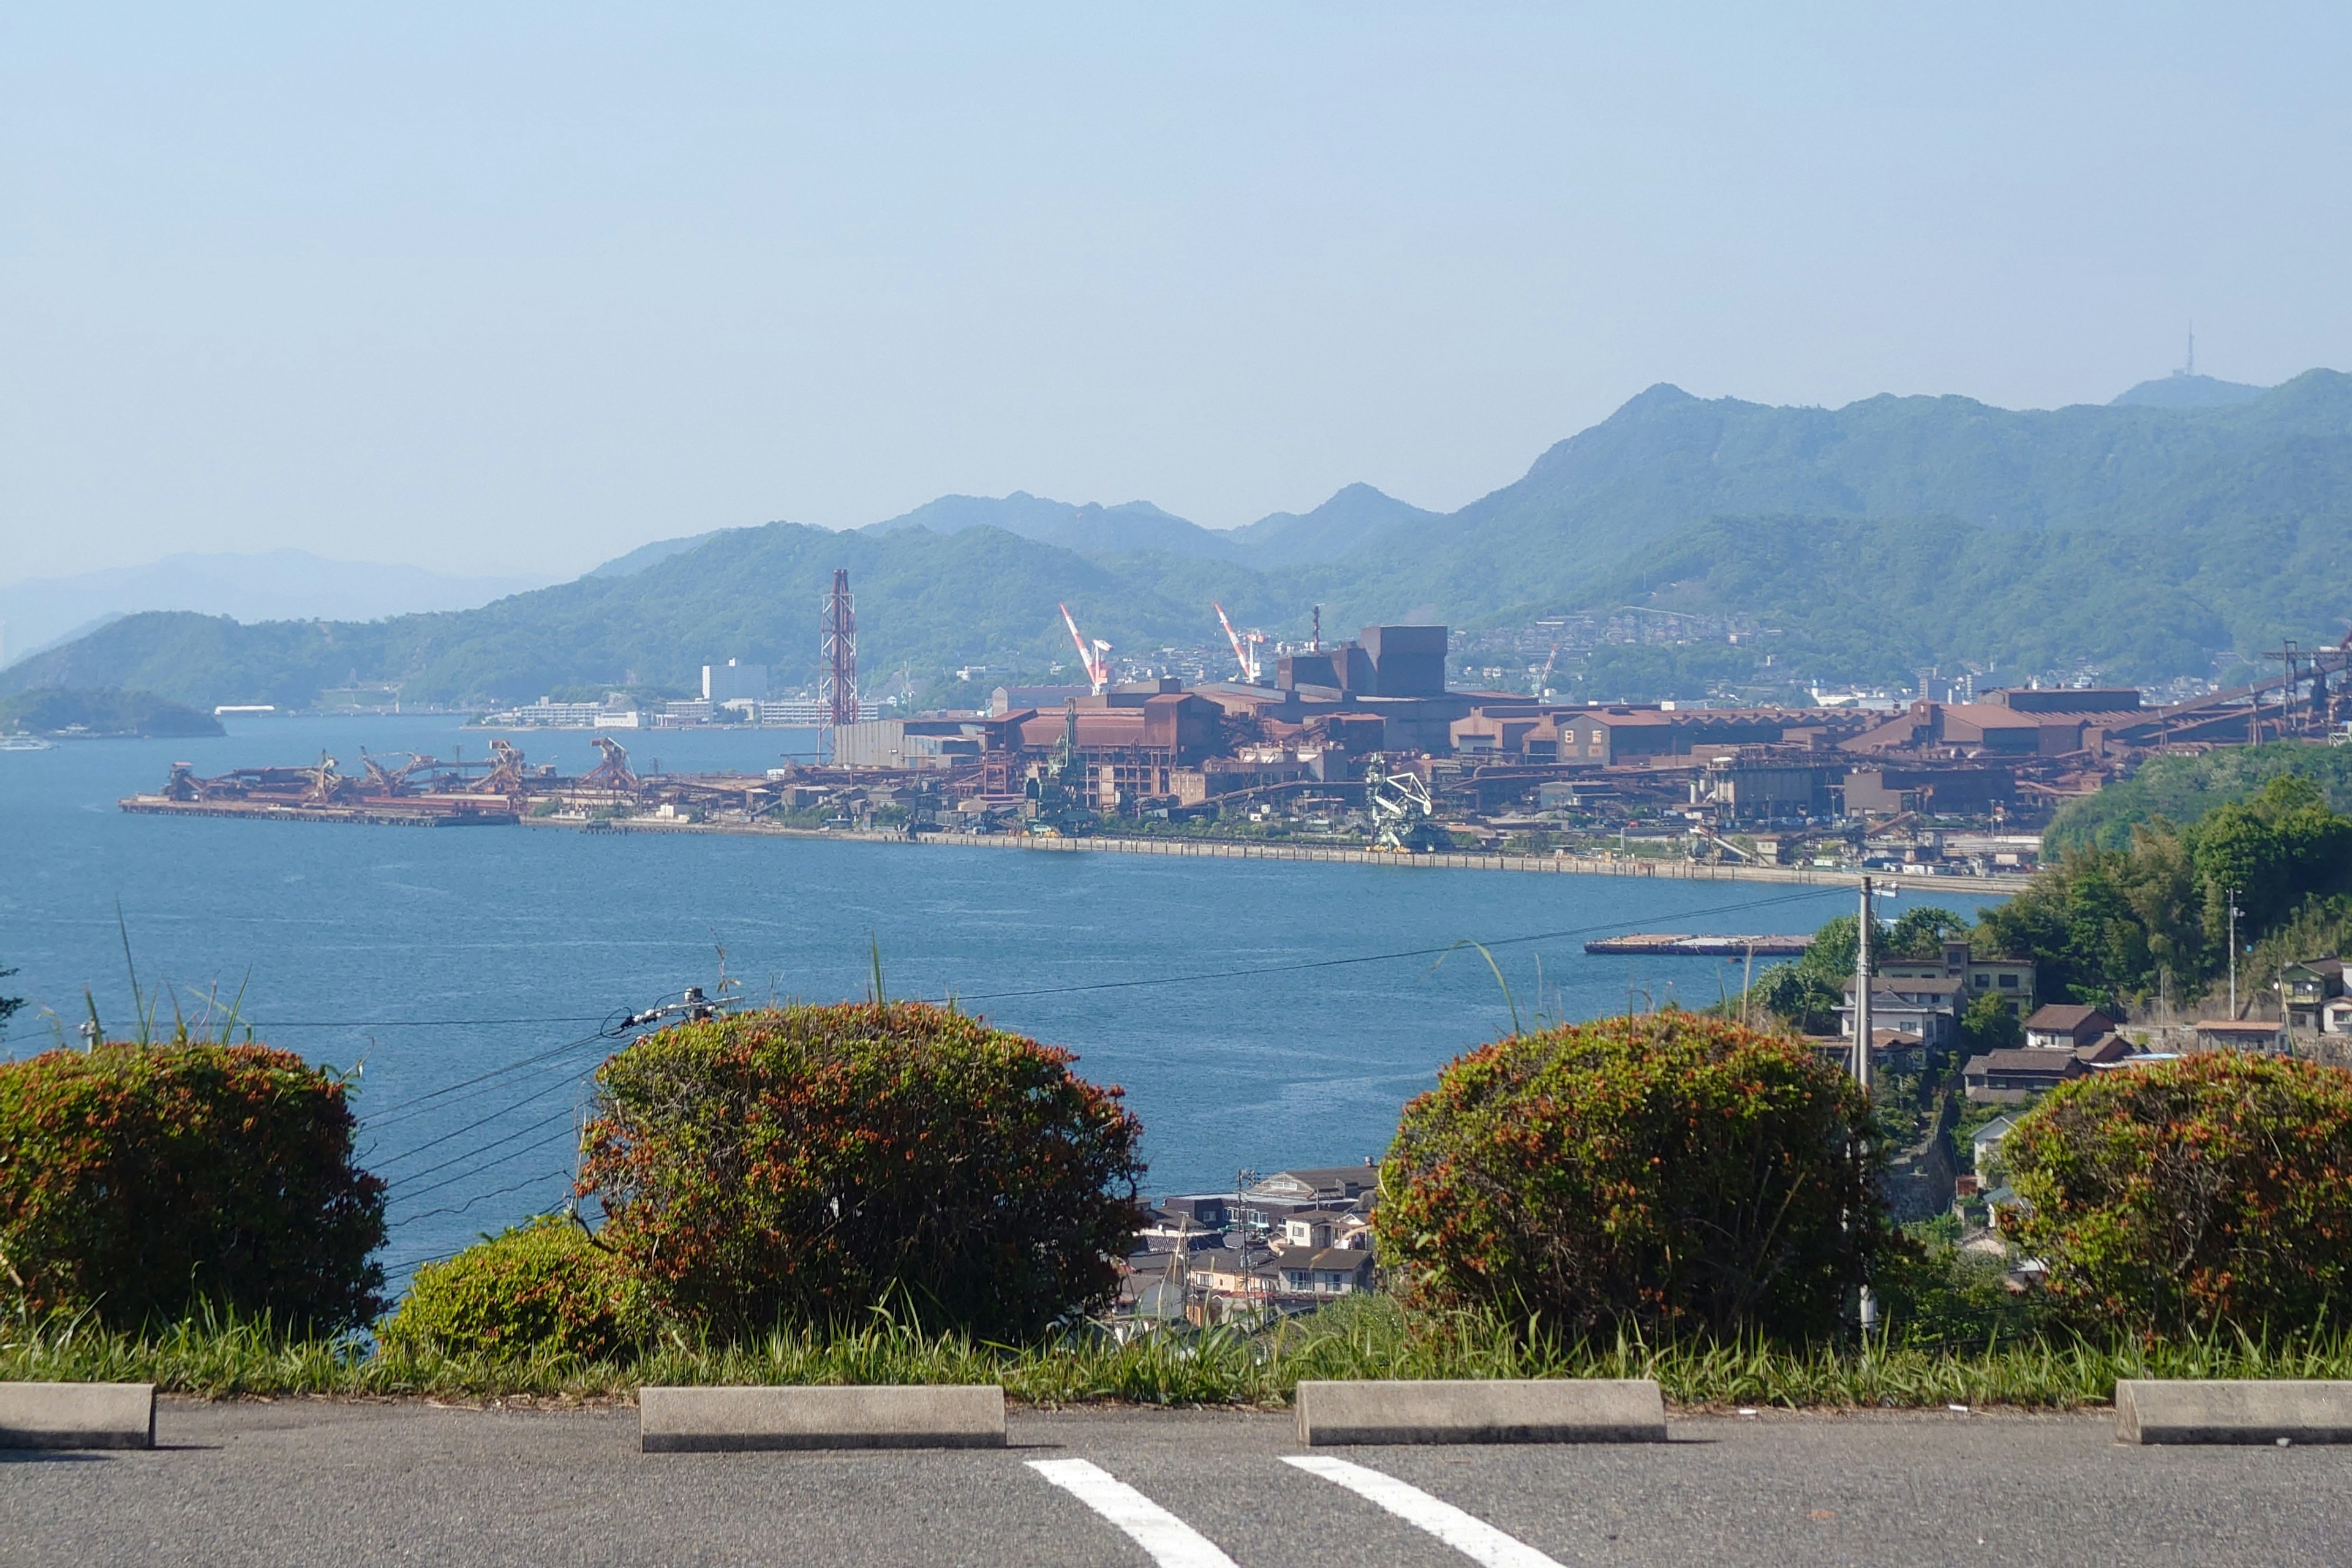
[1059,603,1111,695]
[1363,756,1444,853]
[1214,602,1266,684]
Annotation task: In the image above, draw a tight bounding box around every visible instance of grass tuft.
[10,1295,2352,1409]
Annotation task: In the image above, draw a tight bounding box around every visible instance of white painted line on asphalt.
[1284,1454,1566,1568]
[1026,1458,1239,1568]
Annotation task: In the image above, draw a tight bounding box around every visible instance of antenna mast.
[822,569,859,726]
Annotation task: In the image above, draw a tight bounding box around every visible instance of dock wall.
[524,817,2030,896]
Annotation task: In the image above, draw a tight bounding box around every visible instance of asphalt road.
[6,1398,2350,1567]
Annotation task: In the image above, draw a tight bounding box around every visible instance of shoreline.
[521,815,2030,896]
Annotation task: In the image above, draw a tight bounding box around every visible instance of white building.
[703,660,769,703]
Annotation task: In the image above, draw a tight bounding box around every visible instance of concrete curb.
[639,1385,1007,1452]
[2116,1380,2352,1445]
[0,1381,156,1449]
[1294,1378,1668,1446]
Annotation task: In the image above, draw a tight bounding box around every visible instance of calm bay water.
[1,715,2003,1279]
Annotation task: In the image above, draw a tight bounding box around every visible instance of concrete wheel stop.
[638,1384,1008,1452]
[1293,1378,1668,1446]
[2115,1380,2352,1445]
[0,1382,157,1449]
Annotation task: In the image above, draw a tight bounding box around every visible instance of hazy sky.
[4,4,2347,580]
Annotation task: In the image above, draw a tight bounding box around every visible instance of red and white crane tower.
[1213,602,1265,684]
[1058,602,1111,695]
[822,568,859,726]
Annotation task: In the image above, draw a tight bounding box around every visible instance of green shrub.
[0,1042,385,1330]
[1374,1011,1887,1343]
[579,1003,1144,1340]
[2002,1052,2352,1338]
[379,1216,646,1360]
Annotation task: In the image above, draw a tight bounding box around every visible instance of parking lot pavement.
[6,1398,2352,1567]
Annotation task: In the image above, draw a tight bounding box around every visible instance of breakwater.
[522,816,2031,897]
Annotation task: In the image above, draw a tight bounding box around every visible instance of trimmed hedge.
[1374,1011,1887,1343]
[0,1042,385,1331]
[579,1003,1144,1340]
[2003,1052,2352,1337]
[379,1216,647,1360]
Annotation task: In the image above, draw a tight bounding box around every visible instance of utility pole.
[1853,875,1877,1335]
[2229,890,2242,1016]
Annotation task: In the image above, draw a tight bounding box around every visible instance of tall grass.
[13,1295,2352,1408]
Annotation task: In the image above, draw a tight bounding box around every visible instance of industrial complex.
[121,572,2352,877]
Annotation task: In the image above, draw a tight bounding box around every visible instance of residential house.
[2021,1005,2116,1051]
[2326,997,2352,1035]
[1837,976,1964,1052]
[1184,1249,1272,1300]
[1278,1210,1366,1251]
[1236,1166,1381,1232]
[2193,1019,2288,1054]
[1970,1114,2018,1175]
[1268,1248,1376,1299]
[1879,940,2038,1013]
[1963,1048,2088,1104]
[2282,959,2346,1031]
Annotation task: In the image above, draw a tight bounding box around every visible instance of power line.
[396,1167,575,1224]
[379,1098,586,1189]
[357,1011,636,1129]
[367,1072,592,1170]
[249,1014,614,1030]
[387,1121,586,1207]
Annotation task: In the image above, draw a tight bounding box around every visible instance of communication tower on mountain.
[822,568,859,726]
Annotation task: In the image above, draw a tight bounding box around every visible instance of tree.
[0,962,21,1037]
[1959,992,2021,1055]
[1376,1011,1889,1343]
[1883,907,1969,960]
[0,1042,386,1330]
[2003,1054,2352,1338]
[581,1003,1144,1340]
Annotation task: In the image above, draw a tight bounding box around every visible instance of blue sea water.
[0,714,2005,1280]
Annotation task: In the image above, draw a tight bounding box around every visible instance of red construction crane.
[1059,603,1110,695]
[1213,602,1265,684]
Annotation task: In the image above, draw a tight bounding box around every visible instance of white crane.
[1213,601,1265,684]
[1059,602,1111,695]
[1534,643,1560,697]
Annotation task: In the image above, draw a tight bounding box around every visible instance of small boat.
[0,733,56,751]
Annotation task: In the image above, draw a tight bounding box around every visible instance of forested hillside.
[10,371,2351,709]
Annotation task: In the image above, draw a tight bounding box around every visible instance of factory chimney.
[822,569,859,726]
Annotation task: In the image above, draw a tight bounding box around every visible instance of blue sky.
[4,4,2346,578]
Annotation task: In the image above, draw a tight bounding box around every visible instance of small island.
[0,687,225,739]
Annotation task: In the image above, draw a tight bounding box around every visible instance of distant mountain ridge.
[0,549,549,669]
[2111,373,2271,409]
[10,368,2351,706]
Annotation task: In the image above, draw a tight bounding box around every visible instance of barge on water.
[119,794,516,826]
[1583,933,1813,957]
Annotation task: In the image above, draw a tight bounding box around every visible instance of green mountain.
[9,371,2351,709]
[2111,373,2271,409]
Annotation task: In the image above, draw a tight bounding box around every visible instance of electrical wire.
[380,1100,585,1191]
[364,1052,601,1158]
[357,1009,637,1128]
[386,1123,586,1208]
[396,1168,575,1224]
[247,1014,614,1030]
